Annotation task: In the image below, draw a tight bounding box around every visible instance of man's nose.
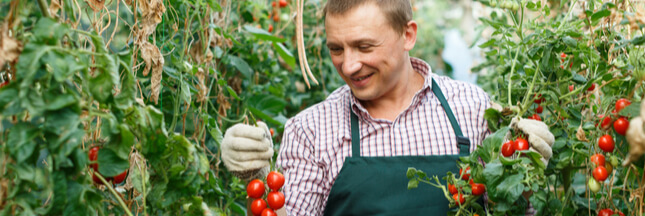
[342,50,362,75]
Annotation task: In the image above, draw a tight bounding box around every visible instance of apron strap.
[431,78,470,155]
[349,78,471,157]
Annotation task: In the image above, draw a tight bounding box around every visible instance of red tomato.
[279,0,287,8]
[460,167,470,180]
[271,1,276,7]
[536,105,543,114]
[270,128,275,137]
[569,85,574,92]
[598,209,613,216]
[448,183,458,195]
[469,179,474,186]
[453,193,465,205]
[514,138,530,151]
[0,81,8,88]
[590,154,605,167]
[616,211,625,216]
[247,179,265,199]
[268,24,273,33]
[616,98,631,113]
[501,141,515,157]
[267,171,285,191]
[587,83,596,91]
[528,114,542,121]
[113,170,128,184]
[261,209,277,216]
[250,199,267,216]
[593,166,609,181]
[471,183,486,196]
[613,117,629,135]
[597,115,613,129]
[598,135,615,152]
[561,53,567,58]
[88,147,100,171]
[267,191,285,209]
[533,94,544,104]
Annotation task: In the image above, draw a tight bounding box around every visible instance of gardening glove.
[221,122,274,181]
[510,117,555,166]
[624,100,645,166]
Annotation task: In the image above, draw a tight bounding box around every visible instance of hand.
[510,117,555,166]
[221,122,274,181]
[624,100,645,166]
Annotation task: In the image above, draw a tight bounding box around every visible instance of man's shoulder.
[431,74,489,100]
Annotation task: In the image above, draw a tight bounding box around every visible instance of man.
[221,0,554,215]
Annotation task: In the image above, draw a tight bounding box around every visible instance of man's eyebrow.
[326,39,379,47]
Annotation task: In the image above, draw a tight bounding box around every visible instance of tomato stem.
[95,172,134,216]
[507,46,521,107]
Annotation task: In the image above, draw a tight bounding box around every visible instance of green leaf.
[228,56,253,78]
[591,9,611,22]
[248,107,282,126]
[483,108,502,131]
[33,18,69,44]
[243,25,286,43]
[97,148,130,177]
[483,160,504,186]
[8,122,40,163]
[495,173,525,202]
[572,73,587,83]
[44,91,78,111]
[249,94,287,115]
[633,36,645,46]
[89,54,119,103]
[226,86,241,100]
[529,190,548,214]
[207,0,222,11]
[407,167,417,179]
[181,79,192,104]
[618,102,640,117]
[130,156,150,194]
[114,60,136,110]
[479,38,497,48]
[273,42,296,68]
[563,36,577,48]
[0,87,18,110]
[207,116,224,146]
[407,178,419,189]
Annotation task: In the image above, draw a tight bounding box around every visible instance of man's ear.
[403,21,418,51]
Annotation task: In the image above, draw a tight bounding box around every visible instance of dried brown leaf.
[576,126,588,142]
[0,24,22,68]
[49,0,62,17]
[196,68,207,102]
[86,0,105,12]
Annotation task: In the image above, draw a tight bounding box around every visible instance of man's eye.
[359,45,372,50]
[329,47,343,52]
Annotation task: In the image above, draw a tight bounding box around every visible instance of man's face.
[325,3,416,102]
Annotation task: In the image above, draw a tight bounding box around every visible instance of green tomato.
[490,0,498,7]
[512,2,520,11]
[610,155,620,167]
[588,178,601,193]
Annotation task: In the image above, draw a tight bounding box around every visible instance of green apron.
[323,78,471,216]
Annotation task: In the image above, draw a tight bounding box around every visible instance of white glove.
[509,117,555,166]
[221,122,274,181]
[624,100,645,166]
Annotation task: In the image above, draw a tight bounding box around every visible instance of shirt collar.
[349,57,434,120]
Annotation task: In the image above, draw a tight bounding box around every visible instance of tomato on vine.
[569,84,574,92]
[598,135,615,153]
[597,115,612,129]
[613,117,629,135]
[113,170,128,184]
[448,183,458,195]
[278,0,288,8]
[267,171,285,191]
[590,154,605,167]
[501,140,515,157]
[261,209,278,216]
[452,193,465,205]
[588,178,601,193]
[251,199,267,216]
[247,179,265,199]
[598,209,613,216]
[460,167,470,180]
[514,138,530,151]
[593,166,609,181]
[536,105,543,114]
[615,98,631,113]
[587,83,596,91]
[528,114,542,121]
[471,183,485,196]
[267,191,285,209]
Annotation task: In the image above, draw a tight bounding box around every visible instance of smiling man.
[220,0,554,215]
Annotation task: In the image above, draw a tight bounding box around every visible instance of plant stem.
[95,173,134,216]
[508,46,522,107]
[37,0,50,18]
[517,60,541,118]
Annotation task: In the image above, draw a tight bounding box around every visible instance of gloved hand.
[508,117,555,166]
[624,100,645,166]
[221,122,274,181]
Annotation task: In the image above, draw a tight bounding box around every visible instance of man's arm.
[277,117,329,215]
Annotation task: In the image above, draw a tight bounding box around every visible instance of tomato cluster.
[247,171,286,216]
[598,99,631,134]
[597,208,625,216]
[88,147,128,185]
[500,137,529,157]
[451,167,486,206]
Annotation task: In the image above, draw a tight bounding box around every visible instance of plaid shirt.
[277,58,495,215]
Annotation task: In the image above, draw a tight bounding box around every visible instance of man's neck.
[360,68,425,121]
